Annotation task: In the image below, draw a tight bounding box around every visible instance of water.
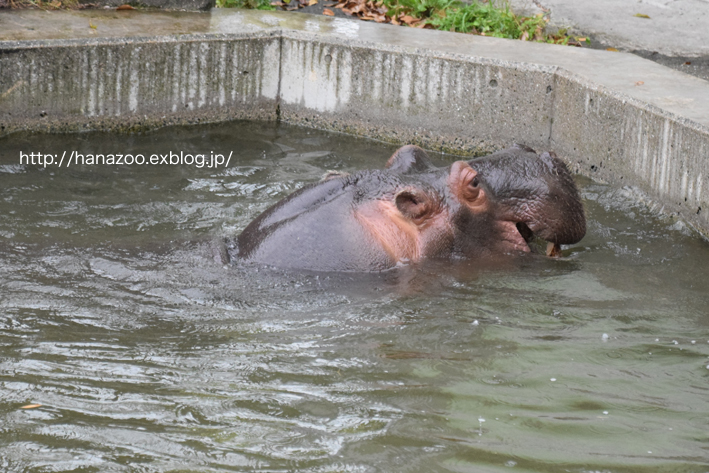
[1,121,708,472]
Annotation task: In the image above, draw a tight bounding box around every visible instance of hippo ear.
[395,189,432,221]
[386,145,436,174]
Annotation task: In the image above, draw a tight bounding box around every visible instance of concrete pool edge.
[1,9,708,237]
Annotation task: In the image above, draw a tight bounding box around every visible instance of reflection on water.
[1,122,708,472]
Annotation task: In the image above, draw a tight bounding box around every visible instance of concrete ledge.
[1,9,708,235]
[78,0,215,10]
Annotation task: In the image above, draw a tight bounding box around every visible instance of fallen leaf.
[323,7,334,15]
[21,404,42,409]
[635,81,644,86]
[116,4,134,9]
[684,61,692,65]
[606,47,619,52]
[308,0,317,5]
[634,13,650,18]
[520,31,529,41]
[533,26,544,41]
[400,14,417,25]
[576,37,586,42]
[89,22,97,29]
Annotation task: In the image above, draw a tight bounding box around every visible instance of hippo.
[234,144,586,272]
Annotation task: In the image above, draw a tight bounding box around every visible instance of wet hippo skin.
[235,144,586,272]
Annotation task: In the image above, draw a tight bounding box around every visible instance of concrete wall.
[551,71,708,226]
[0,34,280,134]
[0,10,707,236]
[278,35,557,156]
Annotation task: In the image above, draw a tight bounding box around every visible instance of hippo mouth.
[515,222,562,257]
[516,222,535,247]
[496,221,564,257]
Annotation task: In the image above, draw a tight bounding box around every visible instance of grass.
[216,0,274,9]
[384,0,571,43]
[216,0,587,46]
[426,1,543,38]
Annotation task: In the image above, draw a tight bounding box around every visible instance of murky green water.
[1,121,708,472]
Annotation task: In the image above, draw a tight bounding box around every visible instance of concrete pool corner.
[1,8,708,237]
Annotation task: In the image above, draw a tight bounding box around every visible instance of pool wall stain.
[0,34,281,133]
[0,9,707,236]
[552,71,708,224]
[278,36,556,156]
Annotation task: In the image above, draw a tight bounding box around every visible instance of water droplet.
[602,333,609,341]
[550,378,557,382]
[603,411,609,415]
[472,320,479,326]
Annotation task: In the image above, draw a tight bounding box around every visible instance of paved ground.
[292,0,709,82]
[509,0,709,81]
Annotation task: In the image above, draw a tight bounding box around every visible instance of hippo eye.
[470,177,479,188]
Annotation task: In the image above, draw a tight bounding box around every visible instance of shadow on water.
[1,121,709,472]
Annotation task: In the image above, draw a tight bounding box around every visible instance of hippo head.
[235,144,585,272]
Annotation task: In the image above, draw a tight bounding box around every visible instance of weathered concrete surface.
[509,0,709,82]
[0,11,212,40]
[77,0,215,10]
[278,35,557,155]
[0,23,281,133]
[510,0,709,58]
[0,9,708,235]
